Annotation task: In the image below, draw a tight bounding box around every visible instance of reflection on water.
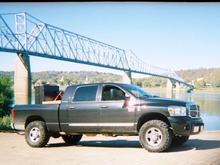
[146,88,220,131]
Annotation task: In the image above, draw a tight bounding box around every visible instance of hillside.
[133,68,220,88]
[0,71,122,86]
[1,67,220,88]
[176,68,220,87]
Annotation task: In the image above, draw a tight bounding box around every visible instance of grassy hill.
[176,68,220,87]
[0,71,122,86]
[1,67,220,88]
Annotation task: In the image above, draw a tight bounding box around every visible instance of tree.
[0,76,13,116]
[214,80,220,87]
[194,80,206,88]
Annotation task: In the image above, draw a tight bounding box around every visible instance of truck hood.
[139,96,189,107]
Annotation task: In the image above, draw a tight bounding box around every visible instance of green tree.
[194,80,206,88]
[0,76,13,117]
[64,77,72,85]
[214,80,220,87]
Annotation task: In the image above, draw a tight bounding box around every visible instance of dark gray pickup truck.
[12,83,204,152]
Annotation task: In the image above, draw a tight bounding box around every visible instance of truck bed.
[14,104,60,131]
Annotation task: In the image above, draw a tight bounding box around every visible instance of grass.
[193,87,220,93]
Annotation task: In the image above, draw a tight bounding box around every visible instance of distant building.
[196,77,204,81]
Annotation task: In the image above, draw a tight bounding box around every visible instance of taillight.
[11,108,14,123]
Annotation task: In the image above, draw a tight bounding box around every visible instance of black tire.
[62,135,82,145]
[172,135,189,146]
[25,121,50,147]
[139,120,173,152]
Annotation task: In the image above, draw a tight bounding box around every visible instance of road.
[0,131,220,165]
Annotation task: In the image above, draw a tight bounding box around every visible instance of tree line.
[1,67,220,88]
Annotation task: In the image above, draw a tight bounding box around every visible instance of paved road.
[0,131,220,165]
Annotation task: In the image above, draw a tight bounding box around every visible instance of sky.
[0,2,220,76]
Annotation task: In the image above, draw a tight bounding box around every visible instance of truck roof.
[67,82,130,88]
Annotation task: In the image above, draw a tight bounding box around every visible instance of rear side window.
[73,85,98,102]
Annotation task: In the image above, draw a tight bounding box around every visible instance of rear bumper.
[168,116,204,136]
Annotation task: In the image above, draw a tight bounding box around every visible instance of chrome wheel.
[29,127,41,143]
[145,127,163,147]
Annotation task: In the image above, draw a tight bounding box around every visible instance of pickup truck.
[12,83,204,152]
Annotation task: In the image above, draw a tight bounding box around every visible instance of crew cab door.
[98,84,136,133]
[67,85,99,133]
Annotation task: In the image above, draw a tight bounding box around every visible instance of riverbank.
[193,88,220,93]
[144,87,220,94]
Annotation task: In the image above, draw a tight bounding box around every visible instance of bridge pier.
[122,71,132,84]
[174,82,181,99]
[166,79,182,99]
[14,54,32,104]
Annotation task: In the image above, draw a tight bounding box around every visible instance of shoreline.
[144,87,220,94]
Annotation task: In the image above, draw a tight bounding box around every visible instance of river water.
[32,88,220,131]
[146,88,220,131]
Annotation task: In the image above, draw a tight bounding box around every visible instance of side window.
[73,85,98,102]
[102,85,125,101]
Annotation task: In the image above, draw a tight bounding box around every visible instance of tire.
[25,121,50,147]
[139,120,173,152]
[62,135,82,145]
[172,135,189,146]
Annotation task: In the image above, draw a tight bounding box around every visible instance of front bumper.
[168,116,204,136]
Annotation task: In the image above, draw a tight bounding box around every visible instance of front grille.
[188,104,200,118]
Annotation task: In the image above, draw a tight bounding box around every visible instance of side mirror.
[123,94,131,108]
[125,93,130,98]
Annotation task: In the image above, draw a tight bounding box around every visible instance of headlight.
[168,106,187,116]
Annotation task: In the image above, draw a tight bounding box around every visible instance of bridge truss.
[0,12,192,87]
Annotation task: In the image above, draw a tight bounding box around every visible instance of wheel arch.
[137,112,171,132]
[25,116,46,129]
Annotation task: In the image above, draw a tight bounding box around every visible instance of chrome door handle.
[69,106,75,110]
[100,105,108,108]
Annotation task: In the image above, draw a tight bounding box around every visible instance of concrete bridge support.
[175,82,181,99]
[14,54,32,104]
[166,79,182,99]
[122,71,132,84]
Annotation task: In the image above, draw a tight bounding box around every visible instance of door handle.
[100,105,108,108]
[69,106,75,110]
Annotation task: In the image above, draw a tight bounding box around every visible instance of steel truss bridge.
[0,12,192,88]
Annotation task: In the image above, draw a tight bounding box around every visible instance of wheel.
[139,120,173,152]
[25,121,50,147]
[62,135,82,145]
[172,135,189,146]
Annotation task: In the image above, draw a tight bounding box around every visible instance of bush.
[0,76,13,116]
[0,115,12,130]
[2,115,11,127]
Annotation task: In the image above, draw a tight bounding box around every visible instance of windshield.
[120,84,154,99]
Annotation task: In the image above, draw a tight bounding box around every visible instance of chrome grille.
[188,104,200,118]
